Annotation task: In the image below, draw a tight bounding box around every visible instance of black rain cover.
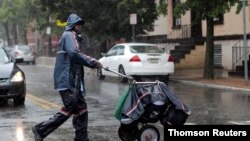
[120,81,191,122]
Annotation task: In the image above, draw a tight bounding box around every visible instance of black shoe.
[32,126,43,141]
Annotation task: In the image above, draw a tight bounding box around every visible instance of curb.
[170,79,250,92]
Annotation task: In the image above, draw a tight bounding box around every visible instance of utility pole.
[130,13,137,42]
[242,0,248,84]
[46,0,52,56]
[132,25,135,42]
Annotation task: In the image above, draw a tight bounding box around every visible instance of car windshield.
[0,48,10,63]
[3,46,13,52]
[130,45,164,53]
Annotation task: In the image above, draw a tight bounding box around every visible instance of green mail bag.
[114,87,131,120]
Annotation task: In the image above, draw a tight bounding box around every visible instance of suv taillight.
[168,55,174,62]
[129,55,141,62]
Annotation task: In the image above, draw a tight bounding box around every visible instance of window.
[105,47,117,57]
[214,14,224,25]
[214,44,222,69]
[116,46,125,55]
[0,48,10,63]
[172,0,181,28]
[130,45,164,53]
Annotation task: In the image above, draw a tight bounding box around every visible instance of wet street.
[0,64,250,141]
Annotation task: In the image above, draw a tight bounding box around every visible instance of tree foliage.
[0,0,15,45]
[174,0,242,79]
[0,0,48,45]
[39,0,167,41]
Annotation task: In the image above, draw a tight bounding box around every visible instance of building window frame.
[172,0,181,29]
[214,44,223,69]
[214,14,224,25]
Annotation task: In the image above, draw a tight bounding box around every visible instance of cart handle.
[132,80,164,84]
[102,66,165,84]
[102,66,133,80]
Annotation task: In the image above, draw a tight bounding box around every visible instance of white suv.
[11,45,36,65]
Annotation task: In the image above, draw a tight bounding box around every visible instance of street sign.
[130,13,137,25]
[46,27,51,35]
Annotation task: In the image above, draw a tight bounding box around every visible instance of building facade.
[164,0,250,76]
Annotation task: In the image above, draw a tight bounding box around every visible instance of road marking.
[27,93,62,109]
[227,121,250,125]
[29,98,51,109]
[184,122,197,125]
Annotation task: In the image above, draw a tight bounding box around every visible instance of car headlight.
[11,71,24,82]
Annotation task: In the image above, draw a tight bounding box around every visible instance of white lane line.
[228,121,250,125]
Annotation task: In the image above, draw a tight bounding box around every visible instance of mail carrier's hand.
[95,61,103,69]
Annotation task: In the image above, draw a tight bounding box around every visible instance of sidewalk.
[170,69,250,92]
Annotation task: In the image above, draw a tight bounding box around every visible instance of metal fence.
[232,40,250,70]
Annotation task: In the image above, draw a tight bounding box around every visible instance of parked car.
[10,44,36,65]
[97,43,175,83]
[0,47,26,105]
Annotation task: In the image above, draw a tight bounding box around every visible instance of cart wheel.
[137,125,160,141]
[118,123,139,141]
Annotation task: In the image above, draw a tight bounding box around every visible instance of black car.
[0,47,26,105]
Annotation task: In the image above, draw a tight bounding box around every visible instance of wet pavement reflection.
[170,83,250,125]
[0,65,250,141]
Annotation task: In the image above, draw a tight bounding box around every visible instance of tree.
[0,0,15,46]
[0,0,48,45]
[175,0,242,79]
[38,0,167,42]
